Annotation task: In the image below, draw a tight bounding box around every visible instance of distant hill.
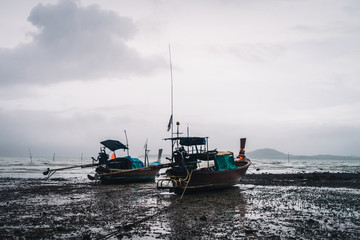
[247,148,360,160]
[247,148,287,159]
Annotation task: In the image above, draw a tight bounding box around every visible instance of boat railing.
[157,178,181,190]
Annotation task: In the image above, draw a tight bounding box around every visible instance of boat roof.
[101,139,128,151]
[164,137,207,146]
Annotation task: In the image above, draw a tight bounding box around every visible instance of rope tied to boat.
[178,170,193,201]
[175,150,194,200]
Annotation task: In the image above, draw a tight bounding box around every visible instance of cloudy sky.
[0,0,359,158]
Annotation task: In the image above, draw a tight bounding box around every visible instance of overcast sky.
[0,0,359,158]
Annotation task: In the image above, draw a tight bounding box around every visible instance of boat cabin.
[94,139,144,171]
[166,137,237,171]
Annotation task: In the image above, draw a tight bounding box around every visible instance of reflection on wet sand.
[0,178,359,239]
[161,187,248,239]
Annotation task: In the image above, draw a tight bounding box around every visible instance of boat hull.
[159,160,251,193]
[97,168,160,184]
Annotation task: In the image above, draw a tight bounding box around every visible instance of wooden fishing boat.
[93,165,163,184]
[158,51,250,194]
[88,139,168,184]
[44,138,173,183]
[157,131,251,194]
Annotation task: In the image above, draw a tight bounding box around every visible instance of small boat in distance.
[88,139,167,184]
[157,123,251,194]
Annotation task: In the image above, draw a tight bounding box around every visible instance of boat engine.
[97,147,109,165]
[174,147,197,170]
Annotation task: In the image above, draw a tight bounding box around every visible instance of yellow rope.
[179,170,193,200]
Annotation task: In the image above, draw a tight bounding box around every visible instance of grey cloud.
[0,0,164,86]
[0,109,96,156]
[0,107,168,157]
[226,43,286,63]
[0,108,121,157]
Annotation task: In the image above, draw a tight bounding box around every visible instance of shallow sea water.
[1,156,359,180]
[248,157,360,174]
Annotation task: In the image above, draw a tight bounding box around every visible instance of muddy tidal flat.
[0,173,359,239]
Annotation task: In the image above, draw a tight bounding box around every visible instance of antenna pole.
[144,139,149,167]
[169,44,174,161]
[124,130,130,156]
[169,44,174,135]
[29,148,33,163]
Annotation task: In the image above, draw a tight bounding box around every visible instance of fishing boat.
[87,139,167,184]
[157,123,251,194]
[44,138,173,184]
[157,47,250,194]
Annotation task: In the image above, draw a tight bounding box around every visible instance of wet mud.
[0,173,359,239]
[241,172,360,189]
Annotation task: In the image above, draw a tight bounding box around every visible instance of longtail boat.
[87,139,171,184]
[44,138,173,184]
[157,123,251,194]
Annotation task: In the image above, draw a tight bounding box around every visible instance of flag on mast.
[167,114,173,132]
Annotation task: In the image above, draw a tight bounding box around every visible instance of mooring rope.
[178,170,193,200]
[97,205,171,240]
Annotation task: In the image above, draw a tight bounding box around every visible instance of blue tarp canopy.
[101,140,128,151]
[164,137,206,146]
[180,137,206,146]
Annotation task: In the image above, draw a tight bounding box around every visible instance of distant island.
[140,148,360,160]
[246,148,360,160]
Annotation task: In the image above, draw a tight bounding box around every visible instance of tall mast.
[144,139,149,167]
[169,44,174,136]
[29,148,33,163]
[169,44,174,161]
